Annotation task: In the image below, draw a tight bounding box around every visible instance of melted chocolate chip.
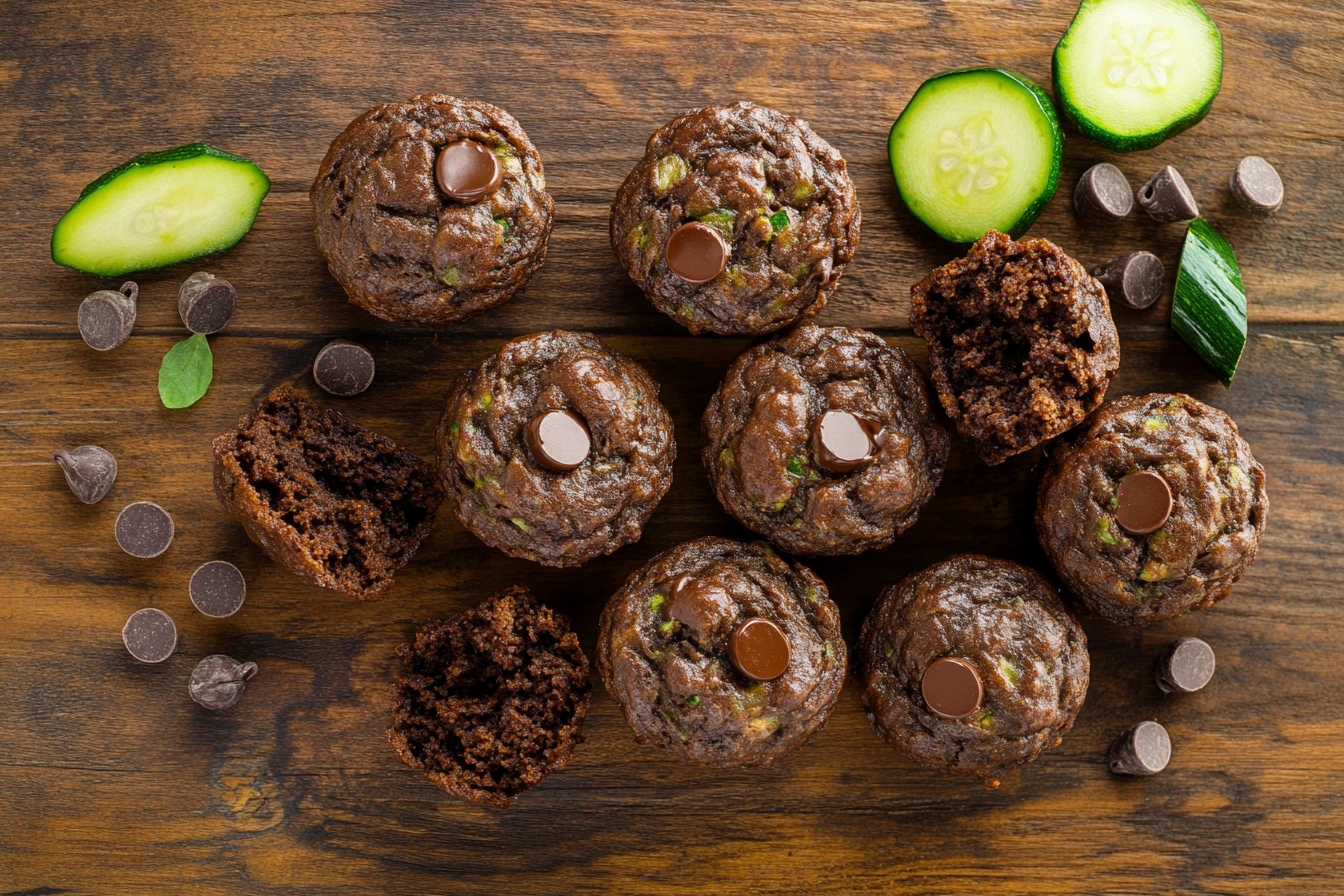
[435,139,502,202]
[1156,637,1216,694]
[1115,470,1172,535]
[115,501,175,558]
[122,608,177,663]
[921,657,983,719]
[525,409,591,472]
[812,409,880,474]
[667,574,735,644]
[189,560,247,618]
[665,222,729,283]
[728,616,791,682]
[1109,720,1171,775]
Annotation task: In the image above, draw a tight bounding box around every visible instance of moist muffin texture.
[912,231,1120,465]
[611,101,861,335]
[702,323,950,555]
[388,586,590,808]
[213,385,443,600]
[312,94,554,325]
[1037,393,1268,626]
[858,554,1089,786]
[597,537,846,768]
[436,331,675,567]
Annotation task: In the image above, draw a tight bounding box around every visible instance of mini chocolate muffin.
[213,385,443,600]
[702,323,949,556]
[597,537,846,768]
[312,94,554,325]
[1037,393,1268,627]
[436,331,675,567]
[912,231,1120,465]
[611,101,861,335]
[857,555,1089,787]
[388,586,591,808]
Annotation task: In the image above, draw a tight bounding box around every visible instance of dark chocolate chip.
[1137,166,1199,223]
[189,561,247,618]
[1115,470,1172,535]
[525,409,591,472]
[809,255,837,288]
[53,445,117,504]
[921,656,983,720]
[1230,156,1283,215]
[435,139,502,203]
[728,616,791,682]
[312,340,376,397]
[78,281,138,351]
[1109,720,1171,775]
[665,222,729,284]
[189,655,259,710]
[1091,251,1165,310]
[122,608,177,663]
[812,409,880,474]
[1074,163,1134,222]
[1156,637,1216,694]
[115,501,175,558]
[177,272,236,334]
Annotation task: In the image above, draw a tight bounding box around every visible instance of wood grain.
[2,1,1342,893]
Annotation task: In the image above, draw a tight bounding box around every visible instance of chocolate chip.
[1091,251,1165,310]
[665,222,729,284]
[921,656,983,720]
[435,139,502,203]
[1230,156,1283,215]
[78,282,138,351]
[667,575,735,644]
[1156,637,1216,694]
[1115,470,1172,536]
[728,616,791,682]
[53,445,117,504]
[1109,720,1171,775]
[1074,163,1134,222]
[177,272,236,334]
[122,608,177,663]
[189,561,247,618]
[525,409,591,472]
[115,501,174,558]
[809,255,837,288]
[812,409,880,473]
[189,655,259,710]
[312,340,376,397]
[1137,166,1199,223]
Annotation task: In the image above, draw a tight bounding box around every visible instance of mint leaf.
[158,333,213,408]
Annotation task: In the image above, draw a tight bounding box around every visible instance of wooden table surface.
[3,1,1342,893]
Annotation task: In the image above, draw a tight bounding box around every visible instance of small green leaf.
[158,333,213,409]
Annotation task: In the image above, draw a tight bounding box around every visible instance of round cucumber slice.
[52,144,270,277]
[1053,0,1222,153]
[888,68,1063,243]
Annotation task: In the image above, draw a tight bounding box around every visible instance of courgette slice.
[1171,218,1246,386]
[1053,0,1222,152]
[888,68,1063,243]
[52,143,270,277]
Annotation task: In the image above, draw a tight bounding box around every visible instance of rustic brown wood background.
[2,0,1341,892]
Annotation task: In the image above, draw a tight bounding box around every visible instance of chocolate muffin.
[598,537,846,768]
[436,331,675,567]
[388,586,591,808]
[702,323,949,556]
[312,94,554,325]
[611,101,861,335]
[213,385,443,600]
[858,554,1089,787]
[912,231,1120,465]
[1037,393,1268,627]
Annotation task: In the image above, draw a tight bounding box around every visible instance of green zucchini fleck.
[653,154,690,194]
[698,208,737,238]
[822,642,835,662]
[449,422,460,437]
[477,393,492,410]
[658,619,677,635]
[494,215,509,238]
[786,457,806,477]
[719,447,735,465]
[685,694,701,707]
[1172,218,1247,387]
[509,517,531,533]
[649,593,667,613]
[440,267,464,287]
[768,209,792,233]
[1097,517,1120,546]
[998,656,1022,684]
[792,181,815,202]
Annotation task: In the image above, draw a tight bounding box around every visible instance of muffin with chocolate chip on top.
[436,330,675,567]
[312,94,554,325]
[598,537,846,768]
[611,101,861,335]
[702,323,949,556]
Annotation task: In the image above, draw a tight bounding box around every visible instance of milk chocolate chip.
[921,656,983,720]
[435,139,502,202]
[1115,470,1172,536]
[728,616,791,682]
[812,409,880,473]
[525,409,591,472]
[53,445,117,504]
[665,222,729,284]
[78,281,138,351]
